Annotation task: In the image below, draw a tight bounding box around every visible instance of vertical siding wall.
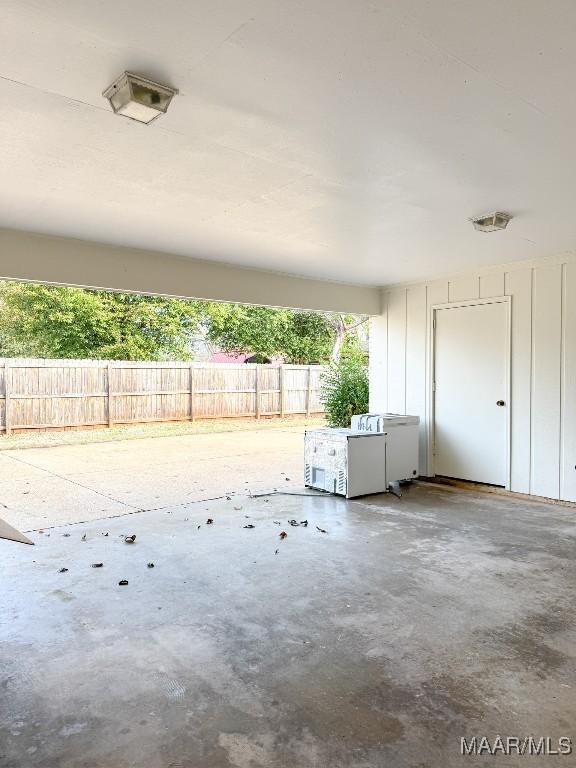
[369,257,576,502]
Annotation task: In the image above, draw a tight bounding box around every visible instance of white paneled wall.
[369,257,576,501]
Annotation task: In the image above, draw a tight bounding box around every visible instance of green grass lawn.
[0,414,326,451]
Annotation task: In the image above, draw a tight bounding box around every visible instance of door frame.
[427,295,512,489]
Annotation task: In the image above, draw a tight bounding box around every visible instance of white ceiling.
[2,1,576,286]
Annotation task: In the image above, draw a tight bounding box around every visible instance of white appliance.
[304,428,388,498]
[350,413,420,483]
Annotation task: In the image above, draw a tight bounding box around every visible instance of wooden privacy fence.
[0,359,325,434]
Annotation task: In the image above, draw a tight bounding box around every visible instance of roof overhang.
[0,228,380,314]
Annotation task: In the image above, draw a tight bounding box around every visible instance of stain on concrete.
[1,484,575,767]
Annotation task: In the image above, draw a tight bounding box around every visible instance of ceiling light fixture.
[471,211,512,232]
[102,72,178,124]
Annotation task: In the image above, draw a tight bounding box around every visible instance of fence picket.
[0,359,324,433]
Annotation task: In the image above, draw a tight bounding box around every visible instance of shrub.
[320,355,369,428]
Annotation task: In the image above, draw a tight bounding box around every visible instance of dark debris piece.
[147,563,155,569]
[273,521,282,525]
[316,526,328,534]
[102,532,109,537]
[91,563,103,568]
[288,519,299,527]
[124,535,136,544]
[300,520,309,527]
[62,533,71,538]
[81,534,87,541]
[279,531,288,540]
[274,549,279,555]
[58,567,69,573]
[118,580,129,586]
[244,524,255,529]
[285,477,291,481]
[206,518,214,525]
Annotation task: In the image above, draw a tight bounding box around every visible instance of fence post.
[255,365,261,419]
[4,360,11,436]
[189,364,195,421]
[306,365,312,416]
[107,362,113,427]
[279,365,285,417]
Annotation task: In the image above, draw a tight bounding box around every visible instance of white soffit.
[2,1,576,286]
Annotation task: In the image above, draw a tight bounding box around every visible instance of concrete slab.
[0,428,306,530]
[1,483,575,767]
[0,475,131,529]
[0,454,47,482]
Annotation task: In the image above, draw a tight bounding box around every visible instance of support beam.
[0,228,380,314]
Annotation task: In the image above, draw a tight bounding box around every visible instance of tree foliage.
[202,303,335,364]
[0,281,369,366]
[0,282,201,360]
[320,355,369,428]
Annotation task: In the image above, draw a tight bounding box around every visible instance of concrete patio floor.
[1,483,575,767]
[0,427,308,531]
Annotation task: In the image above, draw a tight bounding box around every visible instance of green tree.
[0,282,201,360]
[320,355,369,428]
[202,303,335,364]
[202,303,368,364]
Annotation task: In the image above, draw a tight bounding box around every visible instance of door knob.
[496,400,505,407]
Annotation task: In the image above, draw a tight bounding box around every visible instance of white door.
[433,301,508,486]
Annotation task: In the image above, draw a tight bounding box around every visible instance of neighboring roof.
[208,351,283,364]
[209,351,251,364]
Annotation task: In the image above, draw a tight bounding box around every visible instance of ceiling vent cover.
[471,211,512,232]
[103,72,178,124]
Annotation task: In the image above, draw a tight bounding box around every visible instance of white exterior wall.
[369,256,576,502]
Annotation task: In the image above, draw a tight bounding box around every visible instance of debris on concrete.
[81,534,87,541]
[273,521,281,525]
[234,506,243,511]
[62,533,70,537]
[316,526,327,533]
[279,531,288,540]
[243,524,255,529]
[288,519,299,526]
[118,580,129,586]
[102,532,109,537]
[91,563,103,568]
[124,535,136,544]
[147,563,155,568]
[206,518,214,525]
[58,567,69,573]
[274,549,279,554]
[300,520,309,527]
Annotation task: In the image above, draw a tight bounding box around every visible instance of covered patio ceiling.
[1,1,575,306]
